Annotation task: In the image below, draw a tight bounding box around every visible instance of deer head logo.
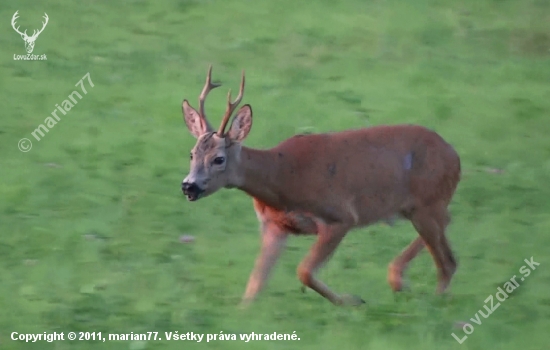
[11,11,49,54]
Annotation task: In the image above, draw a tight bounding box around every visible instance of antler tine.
[11,11,25,36]
[30,13,48,38]
[11,11,19,25]
[39,13,49,32]
[198,65,222,122]
[218,70,245,135]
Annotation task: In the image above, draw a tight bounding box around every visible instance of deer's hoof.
[391,279,411,293]
[339,294,365,306]
[238,299,253,310]
[388,264,406,292]
[436,279,452,294]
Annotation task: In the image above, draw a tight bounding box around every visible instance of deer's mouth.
[182,182,205,202]
[186,192,202,201]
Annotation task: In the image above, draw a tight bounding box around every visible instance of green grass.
[1,0,550,349]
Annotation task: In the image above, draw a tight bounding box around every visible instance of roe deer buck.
[181,66,461,306]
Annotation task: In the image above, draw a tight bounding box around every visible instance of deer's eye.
[213,156,225,165]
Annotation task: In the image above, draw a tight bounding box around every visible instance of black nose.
[182,182,203,201]
[182,182,197,193]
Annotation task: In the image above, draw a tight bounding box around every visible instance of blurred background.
[1,0,549,349]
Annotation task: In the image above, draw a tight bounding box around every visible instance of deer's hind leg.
[388,236,425,292]
[409,203,457,293]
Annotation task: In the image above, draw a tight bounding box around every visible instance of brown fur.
[239,125,460,231]
[182,67,461,306]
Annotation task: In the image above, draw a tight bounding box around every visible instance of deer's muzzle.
[182,182,204,201]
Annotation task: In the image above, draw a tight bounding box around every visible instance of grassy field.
[2,0,550,349]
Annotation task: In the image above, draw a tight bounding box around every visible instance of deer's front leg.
[297,223,364,306]
[240,222,287,307]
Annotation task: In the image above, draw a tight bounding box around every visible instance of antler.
[11,12,48,39]
[11,11,27,37]
[217,70,245,136]
[198,65,221,130]
[31,13,49,38]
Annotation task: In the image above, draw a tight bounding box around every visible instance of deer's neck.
[232,146,282,206]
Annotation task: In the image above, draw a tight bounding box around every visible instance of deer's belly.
[278,212,318,235]
[253,199,319,235]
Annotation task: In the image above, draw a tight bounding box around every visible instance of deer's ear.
[182,100,208,138]
[227,104,252,143]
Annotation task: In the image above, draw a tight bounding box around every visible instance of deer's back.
[255,124,460,231]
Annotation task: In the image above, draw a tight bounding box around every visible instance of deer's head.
[181,66,252,201]
[11,11,49,54]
